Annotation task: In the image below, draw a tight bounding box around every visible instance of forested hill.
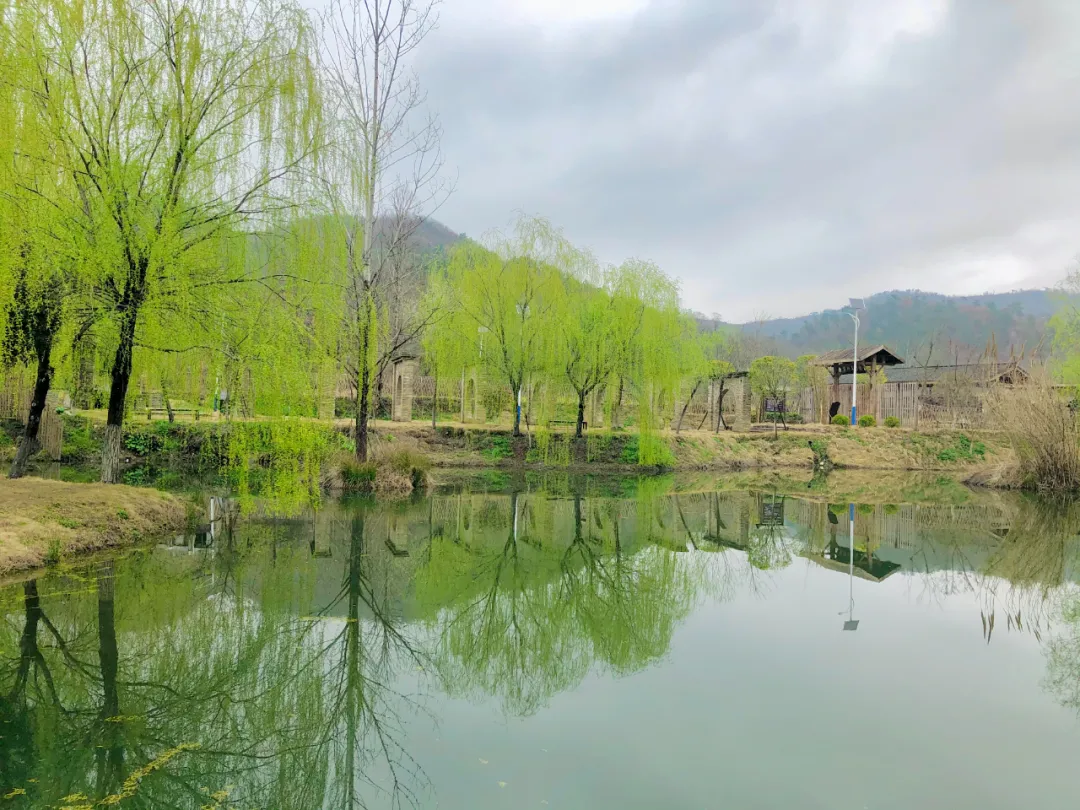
[705,290,1068,361]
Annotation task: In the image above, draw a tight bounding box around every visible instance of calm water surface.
[3,477,1080,808]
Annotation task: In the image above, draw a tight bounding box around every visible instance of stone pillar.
[391,360,417,422]
[732,376,752,432]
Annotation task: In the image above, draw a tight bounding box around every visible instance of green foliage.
[225,421,342,514]
[831,414,851,426]
[749,356,796,397]
[121,468,148,487]
[638,433,676,467]
[619,436,639,464]
[530,430,571,466]
[481,435,513,461]
[43,539,62,565]
[937,434,986,463]
[858,415,877,428]
[884,416,901,428]
[117,508,130,520]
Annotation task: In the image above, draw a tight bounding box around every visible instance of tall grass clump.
[989,380,1080,492]
[324,439,432,495]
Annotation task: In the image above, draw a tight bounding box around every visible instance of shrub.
[44,539,63,565]
[988,382,1080,491]
[378,445,432,490]
[481,435,512,460]
[831,414,850,426]
[884,416,901,428]
[340,458,377,490]
[858,415,877,428]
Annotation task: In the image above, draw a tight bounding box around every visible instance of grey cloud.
[417,0,1080,319]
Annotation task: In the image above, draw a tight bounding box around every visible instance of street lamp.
[844,298,865,426]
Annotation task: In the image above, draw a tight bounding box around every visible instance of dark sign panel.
[759,498,785,526]
[764,396,786,414]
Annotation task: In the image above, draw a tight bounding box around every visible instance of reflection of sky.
[402,550,1080,810]
[134,492,1080,809]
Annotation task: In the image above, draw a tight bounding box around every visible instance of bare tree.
[320,0,448,461]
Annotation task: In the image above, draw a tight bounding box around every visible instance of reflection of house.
[802,541,902,583]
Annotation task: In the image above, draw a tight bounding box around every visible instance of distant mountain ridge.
[698,289,1069,362]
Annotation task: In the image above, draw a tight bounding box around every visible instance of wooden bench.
[146,407,201,421]
[546,419,586,431]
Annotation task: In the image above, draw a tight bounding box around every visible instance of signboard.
[758,498,785,527]
[764,396,786,415]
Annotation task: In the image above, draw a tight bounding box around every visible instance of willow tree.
[434,219,566,436]
[7,0,322,481]
[557,259,633,438]
[0,12,88,478]
[615,262,688,462]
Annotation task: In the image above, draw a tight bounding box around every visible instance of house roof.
[837,362,1029,385]
[812,345,905,369]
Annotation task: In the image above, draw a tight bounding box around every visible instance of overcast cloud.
[410,0,1080,321]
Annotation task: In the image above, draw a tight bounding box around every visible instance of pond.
[2,476,1080,808]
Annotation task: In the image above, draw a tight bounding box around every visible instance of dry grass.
[323,437,433,496]
[988,382,1080,492]
[0,478,189,575]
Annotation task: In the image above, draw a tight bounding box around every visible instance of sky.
[404,1,1080,321]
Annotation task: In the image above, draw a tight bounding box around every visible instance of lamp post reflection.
[843,503,859,632]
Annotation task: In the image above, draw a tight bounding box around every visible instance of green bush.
[831,414,850,426]
[44,539,63,565]
[858,415,877,428]
[340,458,377,490]
[937,434,986,463]
[481,435,512,460]
[884,416,901,428]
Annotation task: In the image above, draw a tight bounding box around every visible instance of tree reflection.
[317,505,432,809]
[417,489,701,716]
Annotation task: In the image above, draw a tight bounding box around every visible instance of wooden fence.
[803,381,994,428]
[0,371,63,460]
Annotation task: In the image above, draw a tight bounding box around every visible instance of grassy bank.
[409,422,1011,475]
[1,415,1013,484]
[0,478,191,576]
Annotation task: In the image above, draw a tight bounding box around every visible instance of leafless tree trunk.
[321,0,448,461]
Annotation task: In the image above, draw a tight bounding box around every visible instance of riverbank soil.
[0,478,189,576]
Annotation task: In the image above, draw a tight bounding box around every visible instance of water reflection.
[2,480,1080,806]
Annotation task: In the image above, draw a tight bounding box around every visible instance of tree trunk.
[715,384,729,432]
[512,384,522,436]
[96,562,124,794]
[102,307,138,483]
[9,350,52,479]
[574,390,588,438]
[355,293,373,462]
[675,380,700,435]
[611,376,624,429]
[163,383,175,423]
[431,371,438,429]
